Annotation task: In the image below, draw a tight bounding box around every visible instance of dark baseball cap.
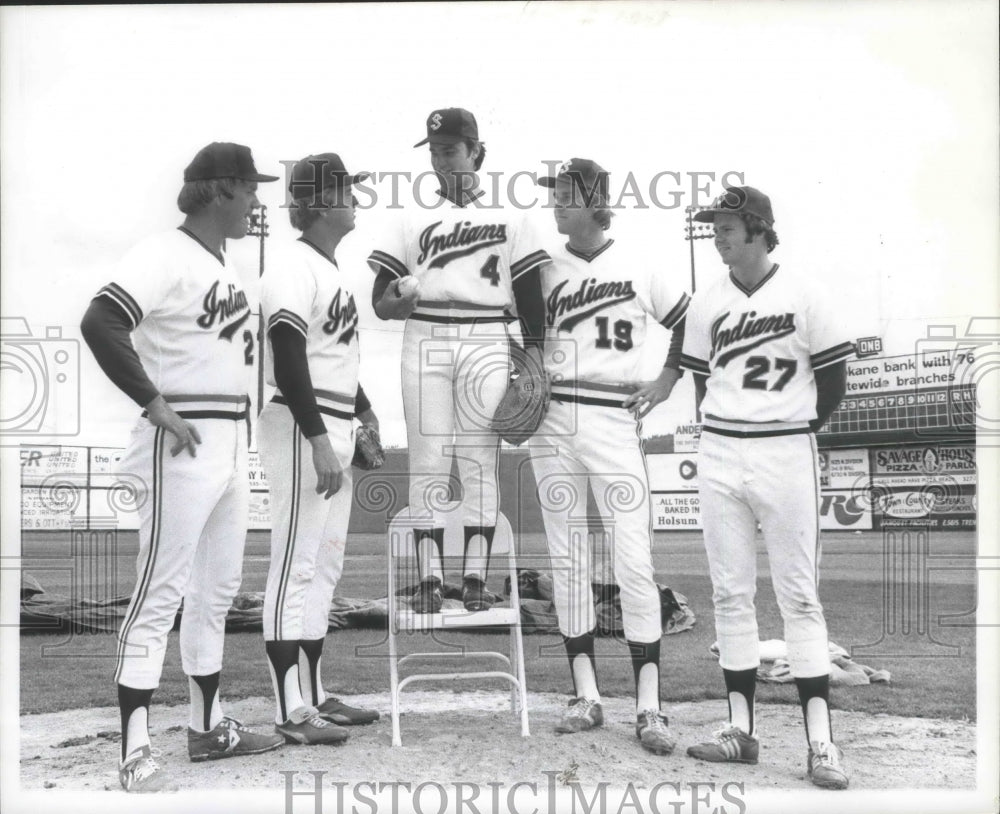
[413,108,479,147]
[538,158,610,202]
[694,185,774,225]
[183,142,279,183]
[288,153,371,201]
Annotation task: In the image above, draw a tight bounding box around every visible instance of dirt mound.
[19,692,975,804]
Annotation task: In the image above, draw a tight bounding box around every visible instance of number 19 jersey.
[541,240,689,386]
[680,265,855,425]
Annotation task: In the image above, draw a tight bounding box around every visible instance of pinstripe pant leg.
[180,432,249,676]
[301,418,355,642]
[114,420,229,689]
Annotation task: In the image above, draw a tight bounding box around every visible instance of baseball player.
[679,186,853,789]
[368,108,550,612]
[529,159,689,755]
[80,143,284,792]
[258,153,380,745]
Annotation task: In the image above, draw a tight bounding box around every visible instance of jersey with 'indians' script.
[680,265,855,423]
[542,240,689,385]
[367,194,549,307]
[95,228,252,397]
[261,238,360,397]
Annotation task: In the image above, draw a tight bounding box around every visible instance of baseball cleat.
[686,725,760,764]
[316,696,380,726]
[462,576,495,611]
[411,576,443,614]
[276,706,350,745]
[555,697,604,733]
[807,741,850,789]
[188,716,284,762]
[119,745,173,793]
[636,709,676,755]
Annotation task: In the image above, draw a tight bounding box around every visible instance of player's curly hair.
[464,139,486,171]
[593,198,614,231]
[288,186,352,232]
[177,178,238,214]
[741,213,780,252]
[577,184,614,230]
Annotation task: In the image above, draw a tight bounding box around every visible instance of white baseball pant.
[115,405,249,689]
[697,429,830,677]
[402,311,510,528]
[529,389,662,643]
[258,401,355,642]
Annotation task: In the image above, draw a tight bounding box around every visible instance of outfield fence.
[19,441,976,535]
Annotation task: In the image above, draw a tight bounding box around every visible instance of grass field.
[19,529,978,720]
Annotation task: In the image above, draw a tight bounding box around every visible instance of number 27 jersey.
[680,265,855,424]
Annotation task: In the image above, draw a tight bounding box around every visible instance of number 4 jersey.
[367,194,549,308]
[541,239,689,388]
[680,264,856,427]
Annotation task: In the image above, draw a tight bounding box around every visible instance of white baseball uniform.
[529,239,689,642]
[368,195,549,530]
[680,264,855,676]
[99,228,252,689]
[257,238,359,642]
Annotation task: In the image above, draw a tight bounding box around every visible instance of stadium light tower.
[683,204,713,293]
[247,205,270,416]
[684,205,713,421]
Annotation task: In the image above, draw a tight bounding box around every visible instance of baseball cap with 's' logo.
[413,108,480,147]
[538,157,610,204]
[694,185,774,225]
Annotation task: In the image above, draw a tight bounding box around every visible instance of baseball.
[398,276,421,298]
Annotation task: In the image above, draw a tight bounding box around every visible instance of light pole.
[684,205,713,423]
[683,204,713,294]
[247,205,270,416]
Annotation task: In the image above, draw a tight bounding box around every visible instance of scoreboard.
[819,348,977,448]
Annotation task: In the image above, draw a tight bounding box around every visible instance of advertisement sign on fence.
[818,449,870,490]
[818,490,873,530]
[21,443,978,534]
[652,492,701,529]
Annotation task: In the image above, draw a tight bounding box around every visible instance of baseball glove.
[489,372,550,446]
[352,425,386,470]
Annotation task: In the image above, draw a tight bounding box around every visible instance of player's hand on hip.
[624,368,683,419]
[144,395,202,457]
[308,433,343,499]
